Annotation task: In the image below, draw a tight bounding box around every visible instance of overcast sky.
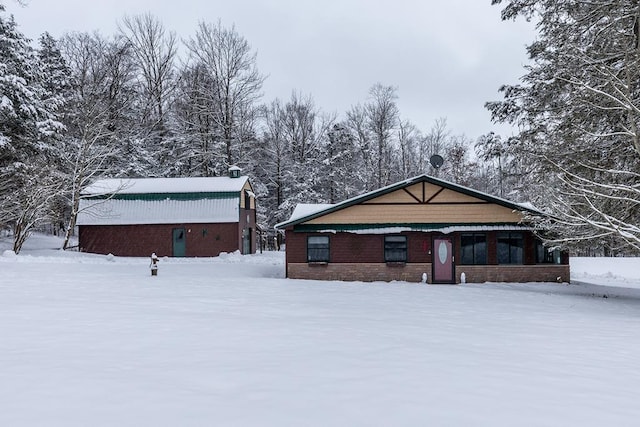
[6,0,535,139]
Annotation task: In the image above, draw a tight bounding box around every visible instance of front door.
[172,228,186,257]
[433,236,454,283]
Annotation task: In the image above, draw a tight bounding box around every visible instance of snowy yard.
[1,235,640,426]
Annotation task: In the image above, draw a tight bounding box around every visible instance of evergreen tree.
[0,7,64,252]
[489,0,640,253]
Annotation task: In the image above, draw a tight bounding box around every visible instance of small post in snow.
[150,252,159,276]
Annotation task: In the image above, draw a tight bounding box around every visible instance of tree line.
[2,2,637,256]
[1,7,509,253]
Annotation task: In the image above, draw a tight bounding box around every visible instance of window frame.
[460,233,487,265]
[497,232,524,264]
[244,190,251,210]
[384,235,408,263]
[535,240,561,264]
[307,235,330,263]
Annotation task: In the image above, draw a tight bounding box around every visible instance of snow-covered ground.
[1,234,639,426]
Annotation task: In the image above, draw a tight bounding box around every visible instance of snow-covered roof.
[287,204,334,224]
[77,197,239,225]
[82,176,249,196]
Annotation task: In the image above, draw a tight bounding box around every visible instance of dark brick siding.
[288,262,570,283]
[79,223,240,257]
[285,231,433,264]
[285,230,570,283]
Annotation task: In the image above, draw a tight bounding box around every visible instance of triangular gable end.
[276,174,539,230]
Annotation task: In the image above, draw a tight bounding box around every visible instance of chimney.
[228,165,241,178]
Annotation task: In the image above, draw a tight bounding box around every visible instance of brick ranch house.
[275,174,569,284]
[76,167,257,257]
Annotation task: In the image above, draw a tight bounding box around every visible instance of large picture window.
[307,236,330,262]
[384,235,407,262]
[497,232,523,264]
[460,233,487,265]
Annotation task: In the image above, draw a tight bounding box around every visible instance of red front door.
[433,236,454,283]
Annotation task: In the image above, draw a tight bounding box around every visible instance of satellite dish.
[430,154,444,169]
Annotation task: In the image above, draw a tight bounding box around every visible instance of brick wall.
[284,229,570,283]
[288,262,570,283]
[79,222,240,257]
[285,231,432,264]
[455,265,570,283]
[288,263,432,282]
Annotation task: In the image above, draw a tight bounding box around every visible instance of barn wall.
[79,223,239,257]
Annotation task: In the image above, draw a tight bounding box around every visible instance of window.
[307,236,330,262]
[460,233,487,265]
[384,235,407,262]
[497,232,523,264]
[244,190,251,210]
[535,240,561,264]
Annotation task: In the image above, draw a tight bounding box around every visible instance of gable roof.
[275,174,542,230]
[82,176,250,197]
[77,176,251,226]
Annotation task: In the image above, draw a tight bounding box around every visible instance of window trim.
[244,190,251,210]
[535,240,561,264]
[460,233,487,265]
[384,235,407,263]
[497,232,524,265]
[307,235,330,263]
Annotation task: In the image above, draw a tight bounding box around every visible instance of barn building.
[77,167,257,257]
[275,174,569,284]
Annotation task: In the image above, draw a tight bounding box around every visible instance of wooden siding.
[304,203,523,225]
[366,187,420,204]
[429,188,488,204]
[300,181,524,225]
[240,181,255,209]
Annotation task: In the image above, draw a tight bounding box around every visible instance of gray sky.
[7,0,535,139]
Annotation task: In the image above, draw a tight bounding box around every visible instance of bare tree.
[366,83,399,188]
[57,32,132,249]
[398,120,419,178]
[119,13,177,131]
[173,63,218,176]
[346,104,375,190]
[184,20,265,170]
[442,135,475,186]
[0,169,60,254]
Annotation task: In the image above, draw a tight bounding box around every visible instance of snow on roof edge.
[82,176,250,195]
